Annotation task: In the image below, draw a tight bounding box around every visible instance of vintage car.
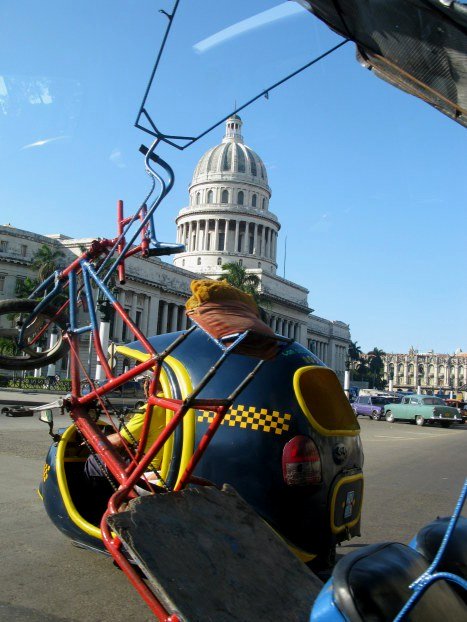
[444,399,467,424]
[352,395,399,420]
[384,395,463,427]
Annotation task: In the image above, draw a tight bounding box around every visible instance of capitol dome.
[174,115,280,275]
[191,115,269,189]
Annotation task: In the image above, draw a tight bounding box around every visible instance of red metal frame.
[50,200,272,620]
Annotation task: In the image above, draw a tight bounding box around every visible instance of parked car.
[444,399,467,424]
[352,395,394,420]
[81,379,146,408]
[384,395,462,427]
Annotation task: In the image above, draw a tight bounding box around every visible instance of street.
[0,408,465,621]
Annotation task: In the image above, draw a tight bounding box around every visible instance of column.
[253,223,258,255]
[214,219,219,251]
[170,304,178,332]
[195,221,200,251]
[243,221,248,254]
[186,222,192,251]
[262,226,266,258]
[146,291,160,338]
[225,219,231,252]
[161,301,169,334]
[234,220,239,253]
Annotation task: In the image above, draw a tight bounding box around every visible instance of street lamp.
[344,354,351,399]
[94,291,117,381]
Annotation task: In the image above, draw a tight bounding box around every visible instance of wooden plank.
[108,484,323,622]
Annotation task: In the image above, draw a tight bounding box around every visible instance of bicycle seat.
[330,542,465,622]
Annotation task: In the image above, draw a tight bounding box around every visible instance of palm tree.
[32,244,65,282]
[220,262,262,306]
[367,347,386,389]
[348,340,362,363]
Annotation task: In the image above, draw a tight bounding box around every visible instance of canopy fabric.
[304,0,467,127]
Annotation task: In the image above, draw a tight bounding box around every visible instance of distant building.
[0,116,351,380]
[383,347,467,394]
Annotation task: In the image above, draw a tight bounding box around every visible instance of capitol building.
[0,116,351,381]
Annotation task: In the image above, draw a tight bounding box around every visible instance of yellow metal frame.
[329,473,364,535]
[116,345,195,488]
[293,366,360,437]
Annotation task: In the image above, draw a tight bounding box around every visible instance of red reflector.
[282,435,322,486]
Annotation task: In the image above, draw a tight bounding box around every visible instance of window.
[135,310,142,328]
[221,189,228,204]
[252,194,257,207]
[262,198,266,210]
[0,274,5,292]
[197,257,201,265]
[21,244,27,257]
[195,192,200,204]
[239,259,243,266]
[182,259,185,266]
[257,262,261,268]
[207,190,213,204]
[217,257,222,265]
[0,240,8,252]
[238,191,244,205]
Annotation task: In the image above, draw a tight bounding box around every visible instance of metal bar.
[136,38,349,150]
[134,0,182,128]
[174,405,229,491]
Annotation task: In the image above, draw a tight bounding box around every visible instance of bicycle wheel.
[0,298,69,370]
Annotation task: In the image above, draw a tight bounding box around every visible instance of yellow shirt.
[120,404,166,470]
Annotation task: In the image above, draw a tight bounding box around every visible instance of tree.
[348,340,362,362]
[15,276,39,298]
[31,244,65,282]
[220,262,262,306]
[367,347,386,389]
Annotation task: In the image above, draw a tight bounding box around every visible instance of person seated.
[84,378,166,495]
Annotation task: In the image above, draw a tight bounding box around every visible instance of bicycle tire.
[0,298,69,370]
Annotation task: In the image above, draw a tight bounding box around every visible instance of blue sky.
[1,1,466,355]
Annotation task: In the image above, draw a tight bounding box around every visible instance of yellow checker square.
[196,404,292,435]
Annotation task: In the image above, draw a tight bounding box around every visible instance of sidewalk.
[0,388,64,408]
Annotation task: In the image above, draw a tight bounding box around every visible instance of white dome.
[191,115,269,190]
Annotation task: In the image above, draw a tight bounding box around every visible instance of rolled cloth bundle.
[185,279,280,359]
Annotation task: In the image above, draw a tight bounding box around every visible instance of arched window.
[197,257,201,265]
[238,191,244,205]
[239,259,243,266]
[182,259,185,266]
[221,189,229,204]
[207,190,213,204]
[262,198,266,210]
[217,257,222,266]
[257,262,261,268]
[252,194,257,207]
[195,192,200,204]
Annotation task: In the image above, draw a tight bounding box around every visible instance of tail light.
[282,435,322,486]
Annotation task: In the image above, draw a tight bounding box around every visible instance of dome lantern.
[223,114,244,144]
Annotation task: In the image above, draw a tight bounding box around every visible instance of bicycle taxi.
[0,0,466,619]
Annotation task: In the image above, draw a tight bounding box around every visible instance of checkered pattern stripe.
[197,405,292,435]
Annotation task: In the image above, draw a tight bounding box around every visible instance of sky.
[1,0,466,355]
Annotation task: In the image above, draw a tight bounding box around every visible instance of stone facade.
[0,116,351,380]
[383,348,467,394]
